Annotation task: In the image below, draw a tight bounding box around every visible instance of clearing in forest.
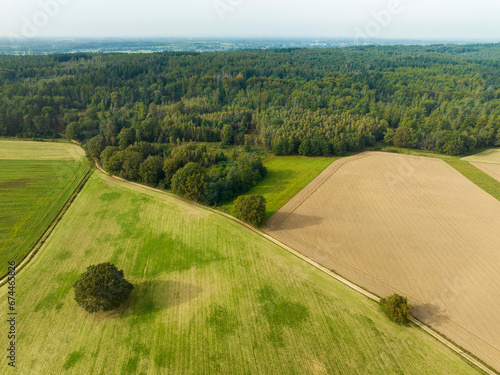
[267,152,500,371]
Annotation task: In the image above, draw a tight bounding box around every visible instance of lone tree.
[381,294,412,325]
[73,263,134,314]
[233,194,267,227]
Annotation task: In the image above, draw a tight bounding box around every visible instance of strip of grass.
[219,156,337,219]
[0,171,481,374]
[445,159,500,201]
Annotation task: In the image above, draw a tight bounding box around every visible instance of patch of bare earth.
[266,152,500,371]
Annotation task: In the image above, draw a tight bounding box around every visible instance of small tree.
[139,155,164,186]
[233,195,267,227]
[171,162,206,201]
[221,124,234,146]
[73,263,134,314]
[85,135,105,160]
[392,126,414,148]
[381,294,412,325]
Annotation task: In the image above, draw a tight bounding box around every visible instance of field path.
[93,161,496,375]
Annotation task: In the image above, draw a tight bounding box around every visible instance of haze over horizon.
[1,0,499,42]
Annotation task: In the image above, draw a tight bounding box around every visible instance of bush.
[233,194,267,227]
[73,263,134,314]
[380,294,412,325]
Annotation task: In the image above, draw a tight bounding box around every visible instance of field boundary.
[0,168,93,286]
[269,152,372,225]
[93,161,496,375]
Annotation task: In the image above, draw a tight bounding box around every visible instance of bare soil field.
[266,152,500,371]
[463,148,500,165]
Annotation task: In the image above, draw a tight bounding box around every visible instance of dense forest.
[1,44,499,202]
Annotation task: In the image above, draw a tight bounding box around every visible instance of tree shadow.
[412,303,451,326]
[95,280,202,320]
[267,212,324,230]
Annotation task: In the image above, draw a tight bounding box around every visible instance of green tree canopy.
[233,194,267,227]
[221,124,234,146]
[121,151,144,181]
[171,162,206,202]
[73,263,134,314]
[139,155,164,186]
[381,294,412,325]
[85,135,105,160]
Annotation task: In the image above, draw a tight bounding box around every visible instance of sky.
[1,0,499,41]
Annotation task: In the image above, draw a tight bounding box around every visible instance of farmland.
[462,148,500,165]
[461,148,500,185]
[267,152,500,370]
[0,140,89,276]
[220,156,337,219]
[0,170,479,374]
[472,163,500,184]
[0,139,85,160]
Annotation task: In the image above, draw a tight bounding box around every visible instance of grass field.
[0,140,89,276]
[267,152,500,371]
[219,156,337,219]
[0,170,479,374]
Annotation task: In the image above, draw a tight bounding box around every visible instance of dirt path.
[94,161,495,375]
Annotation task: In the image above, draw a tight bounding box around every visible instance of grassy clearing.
[219,156,337,219]
[0,140,89,276]
[0,171,480,374]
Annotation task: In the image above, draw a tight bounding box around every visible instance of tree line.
[88,141,267,206]
[1,44,499,159]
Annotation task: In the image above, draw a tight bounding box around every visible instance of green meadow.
[0,140,89,276]
[220,156,337,220]
[0,170,479,374]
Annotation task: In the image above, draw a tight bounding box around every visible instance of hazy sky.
[1,0,499,41]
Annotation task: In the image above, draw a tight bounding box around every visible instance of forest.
[1,44,499,201]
